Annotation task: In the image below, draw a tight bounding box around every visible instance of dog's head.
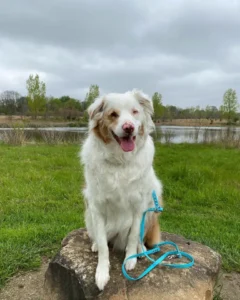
[87,90,155,152]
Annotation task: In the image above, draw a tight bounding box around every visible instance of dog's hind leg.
[144,212,161,248]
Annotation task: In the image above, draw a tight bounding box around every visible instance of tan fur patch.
[144,212,161,248]
[93,121,111,144]
[93,108,120,144]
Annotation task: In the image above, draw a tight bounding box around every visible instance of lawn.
[0,143,239,288]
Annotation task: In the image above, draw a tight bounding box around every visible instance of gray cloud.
[0,0,239,108]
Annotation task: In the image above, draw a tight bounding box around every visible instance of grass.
[0,143,239,289]
[0,145,85,288]
[154,144,240,272]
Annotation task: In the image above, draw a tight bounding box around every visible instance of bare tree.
[0,90,21,116]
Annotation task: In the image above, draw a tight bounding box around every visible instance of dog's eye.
[110,111,119,118]
[132,109,139,115]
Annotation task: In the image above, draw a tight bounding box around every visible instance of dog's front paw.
[137,243,147,255]
[95,264,110,290]
[125,257,137,271]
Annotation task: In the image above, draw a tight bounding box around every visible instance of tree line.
[0,74,239,124]
[152,90,239,124]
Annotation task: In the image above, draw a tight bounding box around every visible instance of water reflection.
[155,126,240,144]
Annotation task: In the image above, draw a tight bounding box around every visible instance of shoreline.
[0,115,239,128]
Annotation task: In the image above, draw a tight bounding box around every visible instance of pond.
[156,125,240,144]
[0,125,240,144]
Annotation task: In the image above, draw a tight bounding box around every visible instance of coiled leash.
[122,191,194,280]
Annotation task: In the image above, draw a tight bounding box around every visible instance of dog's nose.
[122,122,134,134]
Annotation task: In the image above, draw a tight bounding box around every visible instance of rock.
[45,228,221,300]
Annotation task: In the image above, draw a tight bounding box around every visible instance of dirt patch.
[0,258,50,300]
[0,262,239,300]
[215,270,240,300]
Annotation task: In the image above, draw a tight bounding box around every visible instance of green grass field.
[0,144,239,288]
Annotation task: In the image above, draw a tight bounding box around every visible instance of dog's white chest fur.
[81,134,162,250]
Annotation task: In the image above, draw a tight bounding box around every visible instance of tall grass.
[153,128,176,144]
[1,128,84,145]
[1,125,27,145]
[38,130,82,144]
[201,127,240,148]
[163,129,176,144]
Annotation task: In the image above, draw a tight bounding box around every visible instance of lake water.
[0,125,240,144]
[156,125,240,143]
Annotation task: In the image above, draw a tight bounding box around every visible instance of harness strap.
[122,191,194,280]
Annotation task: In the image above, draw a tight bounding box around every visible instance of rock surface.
[45,228,221,300]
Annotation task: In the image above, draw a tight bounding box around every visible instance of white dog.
[80,90,163,290]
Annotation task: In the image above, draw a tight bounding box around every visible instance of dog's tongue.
[119,137,135,152]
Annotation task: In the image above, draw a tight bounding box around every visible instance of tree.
[205,105,212,119]
[205,105,219,121]
[16,96,28,117]
[152,92,164,121]
[0,90,21,115]
[84,84,100,109]
[220,89,239,123]
[59,96,71,103]
[168,105,179,119]
[194,106,206,120]
[26,74,46,118]
[47,97,61,112]
[162,106,172,121]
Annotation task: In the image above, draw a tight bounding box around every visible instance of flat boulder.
[45,228,221,300]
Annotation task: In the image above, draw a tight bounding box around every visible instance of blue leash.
[122,191,194,281]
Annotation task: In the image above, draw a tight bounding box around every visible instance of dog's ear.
[132,89,154,116]
[132,89,155,133]
[87,97,105,120]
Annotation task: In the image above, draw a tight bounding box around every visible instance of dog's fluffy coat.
[80,90,163,290]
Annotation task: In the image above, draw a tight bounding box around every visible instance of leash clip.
[152,190,163,213]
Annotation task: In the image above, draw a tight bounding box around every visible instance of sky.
[0,0,240,108]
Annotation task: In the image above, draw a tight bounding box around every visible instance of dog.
[80,89,163,290]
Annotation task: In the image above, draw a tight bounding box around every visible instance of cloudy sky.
[0,0,240,108]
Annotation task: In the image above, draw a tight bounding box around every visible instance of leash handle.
[122,190,194,281]
[122,242,194,281]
